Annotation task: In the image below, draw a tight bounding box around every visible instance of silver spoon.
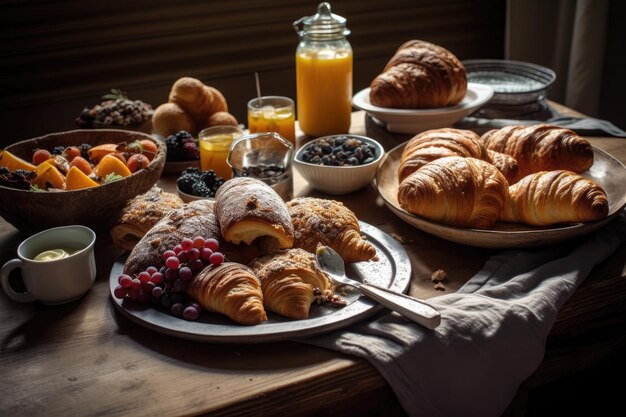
[316,246,441,330]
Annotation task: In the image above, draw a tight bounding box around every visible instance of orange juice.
[247,97,296,145]
[296,49,353,137]
[199,126,242,179]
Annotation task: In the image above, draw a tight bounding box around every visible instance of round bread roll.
[207,111,238,128]
[152,102,196,137]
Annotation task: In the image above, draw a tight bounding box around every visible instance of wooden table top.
[1,108,625,417]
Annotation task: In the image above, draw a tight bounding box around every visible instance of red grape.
[130,278,142,291]
[193,236,206,249]
[165,267,178,281]
[200,247,213,262]
[181,238,194,251]
[165,256,180,269]
[150,272,164,285]
[113,285,127,299]
[204,238,219,252]
[142,281,156,293]
[137,290,150,304]
[189,258,204,272]
[118,274,133,288]
[146,266,158,276]
[173,244,183,255]
[177,251,189,263]
[209,252,225,266]
[183,305,200,320]
[179,266,193,281]
[137,271,151,283]
[152,286,163,298]
[187,248,200,260]
[171,303,184,317]
[162,250,176,261]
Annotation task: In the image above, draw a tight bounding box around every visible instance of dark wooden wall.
[1,0,506,147]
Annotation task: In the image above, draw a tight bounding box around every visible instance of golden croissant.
[369,40,467,109]
[186,262,267,325]
[398,128,519,184]
[500,170,609,226]
[397,156,509,229]
[249,248,330,320]
[286,197,376,263]
[481,124,594,182]
[214,177,294,254]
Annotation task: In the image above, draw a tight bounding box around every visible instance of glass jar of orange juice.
[294,2,352,137]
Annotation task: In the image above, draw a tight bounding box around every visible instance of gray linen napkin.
[303,212,626,417]
[456,116,626,137]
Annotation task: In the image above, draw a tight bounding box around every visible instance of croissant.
[398,128,519,184]
[111,187,184,251]
[286,197,376,263]
[481,124,594,181]
[215,177,294,253]
[186,262,267,325]
[369,40,467,109]
[500,170,609,226]
[123,199,259,277]
[249,248,331,320]
[398,156,509,229]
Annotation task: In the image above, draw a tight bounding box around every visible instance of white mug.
[1,225,97,305]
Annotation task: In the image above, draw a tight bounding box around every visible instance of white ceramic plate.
[376,143,626,249]
[109,222,411,343]
[352,83,494,134]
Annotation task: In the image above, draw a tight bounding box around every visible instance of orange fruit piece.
[70,156,93,175]
[0,150,36,172]
[33,161,65,190]
[95,153,131,178]
[88,143,118,163]
[66,166,99,190]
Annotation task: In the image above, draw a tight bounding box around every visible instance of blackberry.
[0,167,8,175]
[183,167,202,177]
[52,146,65,155]
[78,143,92,160]
[176,174,197,194]
[174,130,194,145]
[191,181,212,197]
[165,135,185,161]
[201,170,217,185]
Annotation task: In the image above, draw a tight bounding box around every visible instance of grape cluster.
[165,131,199,162]
[177,168,225,198]
[113,236,225,321]
[299,136,377,166]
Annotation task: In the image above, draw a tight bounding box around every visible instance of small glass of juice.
[247,96,296,146]
[198,125,243,179]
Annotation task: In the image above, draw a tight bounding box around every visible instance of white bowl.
[294,135,384,195]
[176,185,215,203]
[352,83,494,134]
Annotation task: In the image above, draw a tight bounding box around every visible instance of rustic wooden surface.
[1,109,625,416]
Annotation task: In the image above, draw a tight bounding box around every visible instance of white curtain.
[506,0,609,117]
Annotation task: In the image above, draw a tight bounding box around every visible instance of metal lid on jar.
[294,2,350,40]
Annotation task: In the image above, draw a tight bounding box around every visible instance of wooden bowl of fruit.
[0,129,166,233]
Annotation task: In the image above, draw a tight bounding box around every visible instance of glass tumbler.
[227,132,294,201]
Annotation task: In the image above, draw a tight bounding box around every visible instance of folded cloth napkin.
[456,116,626,138]
[303,212,626,417]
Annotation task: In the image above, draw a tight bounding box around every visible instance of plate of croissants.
[109,178,411,343]
[376,125,626,249]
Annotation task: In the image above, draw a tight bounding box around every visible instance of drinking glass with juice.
[247,96,296,145]
[198,126,243,179]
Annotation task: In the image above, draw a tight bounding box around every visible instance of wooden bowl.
[0,129,166,233]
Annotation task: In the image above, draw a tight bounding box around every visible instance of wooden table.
[1,109,625,416]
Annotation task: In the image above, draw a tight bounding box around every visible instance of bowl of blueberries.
[294,134,384,195]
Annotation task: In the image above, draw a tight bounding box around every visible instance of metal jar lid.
[293,2,350,40]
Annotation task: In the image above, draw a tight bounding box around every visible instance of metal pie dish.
[462,59,556,106]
